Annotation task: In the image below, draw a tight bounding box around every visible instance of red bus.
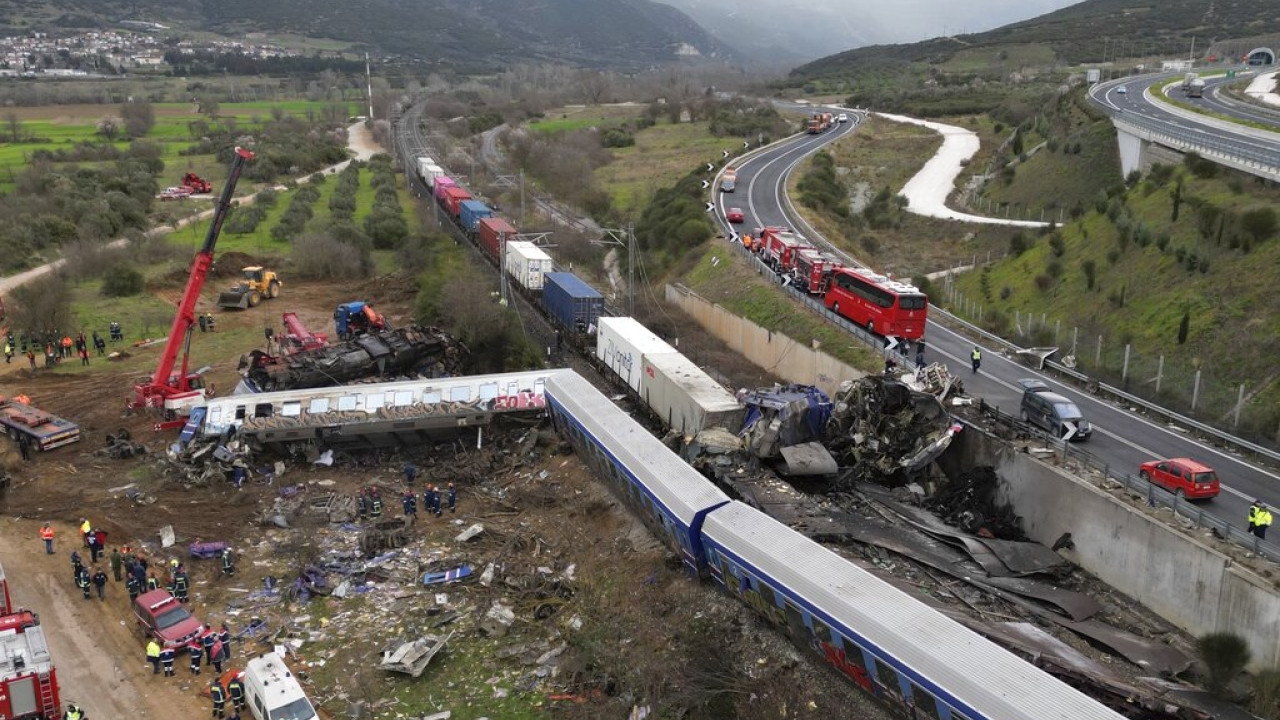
[824,268,927,339]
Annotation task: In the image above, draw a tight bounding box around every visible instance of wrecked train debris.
[826,377,958,487]
[239,324,467,392]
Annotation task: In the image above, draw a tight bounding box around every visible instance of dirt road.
[0,519,205,719]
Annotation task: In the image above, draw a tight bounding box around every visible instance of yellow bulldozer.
[218,266,282,310]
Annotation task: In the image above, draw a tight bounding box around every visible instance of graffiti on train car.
[818,641,874,693]
[494,392,546,410]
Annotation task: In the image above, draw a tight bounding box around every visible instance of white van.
[243,652,319,720]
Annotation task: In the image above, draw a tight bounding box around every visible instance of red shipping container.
[442,187,472,217]
[477,217,519,260]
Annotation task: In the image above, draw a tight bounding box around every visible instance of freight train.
[412,155,741,439]
[744,226,928,340]
[544,371,1125,720]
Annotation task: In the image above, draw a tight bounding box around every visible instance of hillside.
[0,0,735,70]
[791,0,1277,83]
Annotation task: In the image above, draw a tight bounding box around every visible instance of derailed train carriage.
[543,371,1125,720]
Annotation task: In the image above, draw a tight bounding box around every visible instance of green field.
[596,120,738,215]
[528,104,644,134]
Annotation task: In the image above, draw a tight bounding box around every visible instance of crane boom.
[131,146,254,411]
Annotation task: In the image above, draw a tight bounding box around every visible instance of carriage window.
[423,390,442,404]
[838,634,868,672]
[337,395,358,411]
[308,398,329,414]
[208,407,222,425]
[234,405,247,420]
[449,386,470,402]
[281,402,301,417]
[874,659,903,699]
[909,683,941,719]
[812,617,833,644]
[393,391,414,406]
[364,393,385,410]
[478,383,499,401]
[253,403,274,418]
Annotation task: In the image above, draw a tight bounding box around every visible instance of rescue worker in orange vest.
[40,523,54,554]
[60,335,72,359]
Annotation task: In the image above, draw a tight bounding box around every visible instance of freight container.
[640,352,743,436]
[441,186,472,217]
[416,156,434,179]
[504,241,554,293]
[596,317,676,393]
[459,200,494,232]
[542,272,603,334]
[422,164,444,188]
[477,217,518,260]
[432,176,457,202]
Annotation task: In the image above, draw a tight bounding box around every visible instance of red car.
[133,589,205,647]
[1139,458,1220,500]
[726,207,745,224]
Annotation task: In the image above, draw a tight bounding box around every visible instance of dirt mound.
[211,251,273,278]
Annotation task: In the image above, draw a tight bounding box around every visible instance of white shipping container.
[640,352,743,436]
[595,317,677,393]
[416,156,435,178]
[504,241,555,292]
[423,164,444,188]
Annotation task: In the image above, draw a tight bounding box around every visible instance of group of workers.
[355,477,458,523]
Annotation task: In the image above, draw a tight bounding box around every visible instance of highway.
[718,107,1279,540]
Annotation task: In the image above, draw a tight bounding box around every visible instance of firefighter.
[174,567,190,603]
[205,313,216,332]
[85,530,101,563]
[227,673,247,711]
[70,551,84,581]
[403,462,417,486]
[202,629,217,664]
[448,482,457,514]
[210,680,227,719]
[146,571,160,591]
[402,490,417,522]
[188,640,203,674]
[211,637,225,673]
[424,484,439,519]
[356,488,368,519]
[219,622,233,659]
[198,314,208,333]
[91,567,107,601]
[75,565,91,600]
[160,644,176,677]
[146,640,162,674]
[221,547,235,576]
[126,573,141,603]
[369,487,383,518]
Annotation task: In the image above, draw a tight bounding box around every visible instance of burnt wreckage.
[239,325,468,392]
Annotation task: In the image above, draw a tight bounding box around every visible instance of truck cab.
[244,652,318,720]
[133,589,205,648]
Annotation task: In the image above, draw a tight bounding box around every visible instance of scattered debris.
[481,603,514,637]
[826,377,956,486]
[380,631,455,677]
[423,565,473,585]
[455,524,485,543]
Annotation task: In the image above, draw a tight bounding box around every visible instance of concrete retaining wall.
[664,284,864,397]
[940,428,1280,669]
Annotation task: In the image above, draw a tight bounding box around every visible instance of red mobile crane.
[281,312,329,355]
[130,147,254,419]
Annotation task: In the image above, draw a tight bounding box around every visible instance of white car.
[837,113,849,123]
[1116,85,1127,95]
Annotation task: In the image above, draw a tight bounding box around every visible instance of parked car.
[1139,458,1220,500]
[1017,379,1091,441]
[837,113,849,123]
[133,589,205,647]
[726,207,745,224]
[160,186,193,201]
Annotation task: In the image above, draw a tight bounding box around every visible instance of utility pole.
[365,52,374,119]
[592,226,637,317]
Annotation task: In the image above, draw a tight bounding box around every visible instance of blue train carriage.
[700,502,1125,720]
[543,372,730,574]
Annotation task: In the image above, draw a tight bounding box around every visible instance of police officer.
[146,639,162,674]
[971,346,982,373]
[1256,503,1273,540]
[160,644,177,677]
[126,573,141,603]
[210,680,227,719]
[146,571,160,591]
[63,704,83,720]
[369,487,383,519]
[221,548,235,576]
[188,640,203,675]
[447,482,457,514]
[402,490,417,522]
[356,488,368,519]
[227,673,247,711]
[91,567,107,601]
[1249,500,1261,534]
[75,565,91,600]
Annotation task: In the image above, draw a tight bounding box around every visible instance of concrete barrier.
[941,426,1280,669]
[665,284,864,397]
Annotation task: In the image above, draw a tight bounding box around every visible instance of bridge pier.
[1115,126,1148,177]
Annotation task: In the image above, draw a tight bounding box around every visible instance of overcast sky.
[663,0,1083,59]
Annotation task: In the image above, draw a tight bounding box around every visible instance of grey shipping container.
[542,272,603,334]
[640,352,743,436]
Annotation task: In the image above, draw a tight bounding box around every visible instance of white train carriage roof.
[545,372,730,526]
[702,502,1124,720]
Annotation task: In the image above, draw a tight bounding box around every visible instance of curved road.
[720,110,1278,538]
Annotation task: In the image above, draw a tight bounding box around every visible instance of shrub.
[1177,310,1190,344]
[1048,232,1065,257]
[1081,259,1096,290]
[101,265,145,297]
[290,232,372,280]
[1241,207,1277,243]
[1033,274,1052,291]
[1046,259,1063,278]
[1008,232,1028,257]
[1197,632,1250,696]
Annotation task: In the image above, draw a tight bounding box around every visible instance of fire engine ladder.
[37,672,56,712]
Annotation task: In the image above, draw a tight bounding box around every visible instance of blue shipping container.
[543,272,604,334]
[459,200,493,232]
